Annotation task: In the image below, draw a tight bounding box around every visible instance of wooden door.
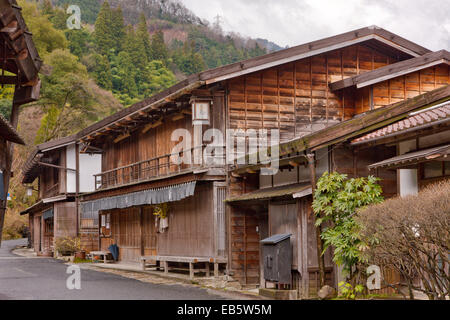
[117,208,141,263]
[231,210,262,286]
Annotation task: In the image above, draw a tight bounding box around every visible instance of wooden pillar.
[139,207,144,256]
[97,213,101,251]
[189,262,194,280]
[205,262,210,277]
[307,153,326,289]
[298,199,310,298]
[214,263,219,278]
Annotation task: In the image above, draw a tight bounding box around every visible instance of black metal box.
[261,234,292,285]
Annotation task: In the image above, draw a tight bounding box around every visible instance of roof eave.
[330,50,450,91]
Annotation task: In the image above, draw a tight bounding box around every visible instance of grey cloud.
[182,0,450,51]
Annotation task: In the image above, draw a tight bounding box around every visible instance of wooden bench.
[141,256,227,279]
[88,251,115,264]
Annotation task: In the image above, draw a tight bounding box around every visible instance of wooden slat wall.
[100,93,226,173]
[143,207,157,257]
[101,118,189,172]
[81,229,99,253]
[157,182,215,257]
[227,44,397,142]
[99,206,157,261]
[39,159,60,198]
[100,208,140,263]
[54,202,77,239]
[33,214,41,253]
[355,64,450,113]
[99,183,216,261]
[230,209,263,286]
[331,145,398,198]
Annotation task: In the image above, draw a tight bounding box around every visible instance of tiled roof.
[352,102,450,144]
[368,144,450,170]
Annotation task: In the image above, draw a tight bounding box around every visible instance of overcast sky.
[183,0,450,51]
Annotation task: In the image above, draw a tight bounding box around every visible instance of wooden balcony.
[94,146,225,191]
[44,183,59,198]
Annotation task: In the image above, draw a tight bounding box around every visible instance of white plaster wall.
[66,144,76,193]
[79,153,102,193]
[66,144,102,193]
[398,140,418,197]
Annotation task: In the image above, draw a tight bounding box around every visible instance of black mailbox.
[261,234,292,285]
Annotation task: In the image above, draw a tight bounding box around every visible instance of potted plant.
[55,236,81,257]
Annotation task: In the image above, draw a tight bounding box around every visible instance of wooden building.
[20,136,101,255]
[69,26,440,284]
[230,82,450,297]
[1,114,24,227]
[19,24,448,294]
[0,0,41,243]
[351,93,450,195]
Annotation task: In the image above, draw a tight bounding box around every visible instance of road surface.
[0,239,225,300]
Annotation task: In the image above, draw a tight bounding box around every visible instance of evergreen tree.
[111,6,126,54]
[173,40,206,75]
[93,1,114,56]
[65,28,91,58]
[125,25,147,68]
[114,51,138,99]
[136,13,151,62]
[141,61,176,97]
[92,54,113,90]
[150,30,168,63]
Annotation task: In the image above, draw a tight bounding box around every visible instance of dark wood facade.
[18,25,448,297]
[96,182,226,264]
[229,84,449,296]
[227,44,400,141]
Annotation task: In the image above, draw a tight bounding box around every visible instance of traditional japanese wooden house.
[20,136,101,255]
[351,91,450,196]
[0,0,41,243]
[229,78,450,297]
[224,44,450,293]
[74,26,437,282]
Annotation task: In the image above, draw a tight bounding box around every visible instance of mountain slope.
[53,0,282,54]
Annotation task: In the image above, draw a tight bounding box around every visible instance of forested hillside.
[52,0,276,106]
[0,0,280,240]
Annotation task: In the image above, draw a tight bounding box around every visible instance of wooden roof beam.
[113,132,131,144]
[0,20,18,33]
[142,119,163,134]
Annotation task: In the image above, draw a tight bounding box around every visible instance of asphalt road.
[0,239,224,300]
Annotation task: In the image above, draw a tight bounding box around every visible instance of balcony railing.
[94,145,225,191]
[45,183,59,198]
